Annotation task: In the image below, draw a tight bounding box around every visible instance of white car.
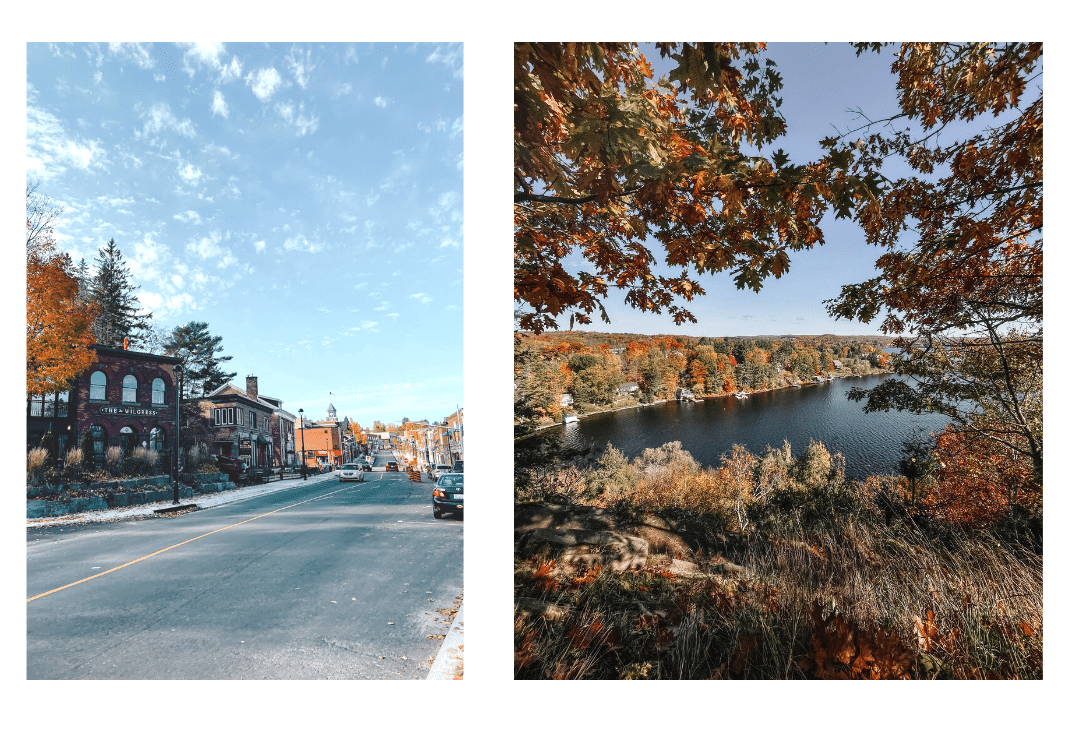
[338,463,364,482]
[432,464,453,480]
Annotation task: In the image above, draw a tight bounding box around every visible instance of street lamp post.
[173,364,183,504]
[298,408,307,480]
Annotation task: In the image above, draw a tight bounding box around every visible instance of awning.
[257,435,272,444]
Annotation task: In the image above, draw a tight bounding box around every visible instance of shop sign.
[100,406,161,417]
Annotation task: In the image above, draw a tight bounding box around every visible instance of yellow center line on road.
[27,483,358,603]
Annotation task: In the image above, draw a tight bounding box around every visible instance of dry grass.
[514,442,1043,680]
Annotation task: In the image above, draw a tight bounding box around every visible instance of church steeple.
[327,403,337,422]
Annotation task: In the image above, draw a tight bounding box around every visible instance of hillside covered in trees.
[514,331,892,427]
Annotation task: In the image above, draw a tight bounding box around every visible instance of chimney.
[246,375,258,399]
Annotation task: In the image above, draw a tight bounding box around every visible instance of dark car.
[432,472,464,518]
[385,461,399,472]
[361,459,372,472]
[452,460,464,473]
[214,454,247,482]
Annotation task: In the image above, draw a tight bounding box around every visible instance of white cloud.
[211,89,229,118]
[138,102,196,139]
[178,161,203,185]
[373,95,389,108]
[26,92,108,179]
[253,240,266,253]
[286,48,314,89]
[181,43,243,83]
[276,101,294,124]
[174,210,202,224]
[246,67,282,101]
[425,44,463,80]
[108,42,155,69]
[186,230,237,268]
[282,234,323,253]
[410,293,433,304]
[276,99,319,136]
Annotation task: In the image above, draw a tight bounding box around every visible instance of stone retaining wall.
[26,472,237,519]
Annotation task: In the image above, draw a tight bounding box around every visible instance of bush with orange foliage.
[924,427,1040,528]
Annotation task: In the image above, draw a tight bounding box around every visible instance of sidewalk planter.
[27,475,197,519]
[180,473,238,494]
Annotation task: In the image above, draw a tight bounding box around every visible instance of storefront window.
[152,378,165,405]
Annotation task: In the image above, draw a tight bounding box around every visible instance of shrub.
[64,447,83,470]
[27,447,49,485]
[582,445,637,503]
[105,446,123,476]
[130,446,159,476]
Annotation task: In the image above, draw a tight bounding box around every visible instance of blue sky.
[553,42,1037,339]
[27,42,463,427]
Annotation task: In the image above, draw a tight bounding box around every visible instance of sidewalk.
[426,603,464,680]
[25,473,333,528]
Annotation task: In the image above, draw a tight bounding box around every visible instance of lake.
[539,374,950,480]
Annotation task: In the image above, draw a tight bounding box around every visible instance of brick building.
[295,403,343,468]
[26,344,182,470]
[194,379,275,468]
[241,377,297,467]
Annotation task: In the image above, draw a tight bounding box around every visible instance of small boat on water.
[791,383,801,388]
[563,414,579,424]
[734,391,749,399]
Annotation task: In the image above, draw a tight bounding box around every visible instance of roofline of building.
[90,344,183,365]
[187,391,272,411]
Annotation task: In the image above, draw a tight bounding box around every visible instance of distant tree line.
[514,332,890,426]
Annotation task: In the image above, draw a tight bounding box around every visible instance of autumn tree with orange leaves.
[26,184,99,395]
[826,43,1042,486]
[514,42,882,333]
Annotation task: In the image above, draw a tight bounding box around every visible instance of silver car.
[338,463,363,482]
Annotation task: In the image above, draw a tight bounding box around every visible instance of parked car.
[214,454,247,482]
[432,464,453,481]
[385,461,399,472]
[338,463,363,482]
[432,472,464,518]
[320,463,334,473]
[452,460,464,473]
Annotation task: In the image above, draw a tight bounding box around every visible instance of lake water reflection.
[546,374,949,480]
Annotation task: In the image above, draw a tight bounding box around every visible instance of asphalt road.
[26,465,463,679]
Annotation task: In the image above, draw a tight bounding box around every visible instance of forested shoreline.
[515,331,892,427]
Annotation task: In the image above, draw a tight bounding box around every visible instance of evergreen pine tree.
[89,239,153,348]
[163,321,237,398]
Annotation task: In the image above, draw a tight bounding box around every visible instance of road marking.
[27,483,356,603]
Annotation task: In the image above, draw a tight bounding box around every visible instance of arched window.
[119,426,136,455]
[152,378,165,405]
[123,375,138,403]
[90,371,107,401]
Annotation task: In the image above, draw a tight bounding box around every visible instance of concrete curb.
[26,473,336,527]
[426,603,463,680]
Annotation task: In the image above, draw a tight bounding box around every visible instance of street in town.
[26,452,463,679]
